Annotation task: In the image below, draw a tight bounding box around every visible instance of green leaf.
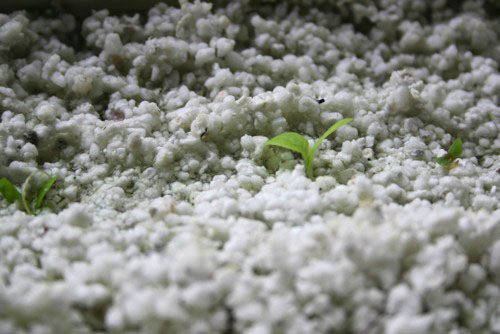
[448,138,462,158]
[265,132,311,178]
[436,154,453,166]
[34,175,57,211]
[264,132,310,160]
[0,178,22,204]
[309,118,353,159]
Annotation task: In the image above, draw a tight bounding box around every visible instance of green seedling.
[264,118,352,179]
[436,138,462,170]
[0,172,57,215]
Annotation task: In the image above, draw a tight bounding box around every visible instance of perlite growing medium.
[0,0,499,333]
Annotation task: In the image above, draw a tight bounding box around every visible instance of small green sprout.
[436,138,462,169]
[0,172,57,215]
[264,118,353,179]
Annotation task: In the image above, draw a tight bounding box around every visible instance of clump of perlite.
[0,1,499,333]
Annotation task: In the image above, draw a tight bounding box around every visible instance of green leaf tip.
[310,118,352,160]
[264,118,353,180]
[448,138,462,158]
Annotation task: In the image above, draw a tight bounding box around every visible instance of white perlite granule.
[0,0,499,333]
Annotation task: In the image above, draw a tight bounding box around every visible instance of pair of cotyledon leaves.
[436,138,462,168]
[0,173,57,215]
[264,118,352,179]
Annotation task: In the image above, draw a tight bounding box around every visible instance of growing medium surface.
[0,0,499,333]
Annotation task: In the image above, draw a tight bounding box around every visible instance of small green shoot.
[264,118,352,179]
[0,172,57,215]
[436,138,462,170]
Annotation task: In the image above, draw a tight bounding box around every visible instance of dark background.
[0,0,177,17]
